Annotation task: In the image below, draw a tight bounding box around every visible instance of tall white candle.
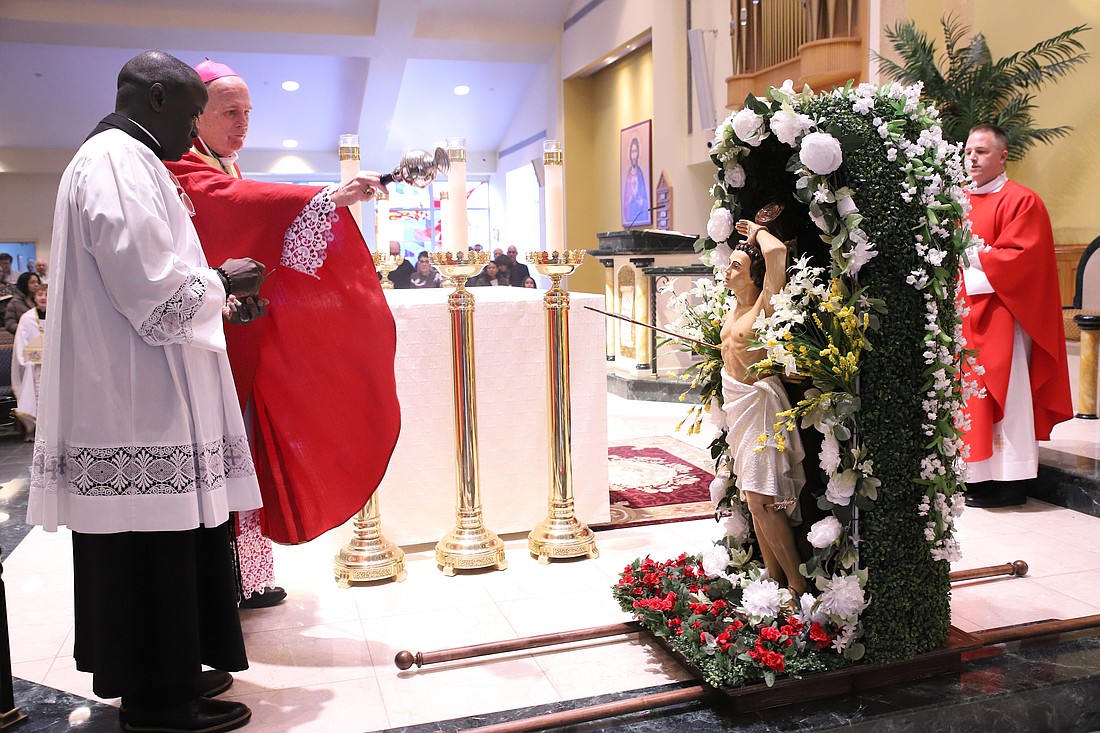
[446,137,468,254]
[338,133,365,243]
[543,139,564,252]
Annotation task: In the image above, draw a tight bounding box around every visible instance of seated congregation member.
[167,58,400,610]
[409,251,444,288]
[5,272,41,334]
[506,245,531,286]
[492,255,515,286]
[522,276,537,289]
[386,240,414,289]
[0,253,18,297]
[13,285,46,439]
[718,210,807,595]
[29,50,267,733]
[470,258,506,287]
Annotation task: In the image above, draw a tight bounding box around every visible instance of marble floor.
[3,395,1100,732]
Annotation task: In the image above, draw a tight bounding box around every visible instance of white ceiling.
[0,0,574,173]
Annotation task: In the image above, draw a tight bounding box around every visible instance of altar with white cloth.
[376,286,610,546]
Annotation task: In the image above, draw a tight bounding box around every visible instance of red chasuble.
[166,150,401,544]
[961,180,1072,462]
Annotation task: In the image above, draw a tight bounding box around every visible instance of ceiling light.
[281,80,300,92]
[453,85,470,96]
[282,139,299,148]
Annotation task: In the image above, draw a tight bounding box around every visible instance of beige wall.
[561,0,730,295]
[563,45,655,294]
[0,174,61,259]
[880,0,1100,245]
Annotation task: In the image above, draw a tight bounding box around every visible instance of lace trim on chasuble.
[31,435,255,497]
[281,187,339,277]
[138,273,207,345]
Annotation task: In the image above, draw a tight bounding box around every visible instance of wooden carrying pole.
[948,560,1028,583]
[397,561,1029,671]
[441,685,710,733]
[395,622,640,670]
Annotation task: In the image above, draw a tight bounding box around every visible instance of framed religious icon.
[620,120,652,229]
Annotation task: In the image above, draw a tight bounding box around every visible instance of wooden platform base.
[654,626,982,714]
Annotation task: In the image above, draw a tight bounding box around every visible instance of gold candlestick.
[430,251,507,576]
[372,252,404,289]
[334,492,407,585]
[526,250,598,563]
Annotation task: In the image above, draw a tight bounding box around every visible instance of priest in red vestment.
[960,123,1073,507]
[166,59,401,605]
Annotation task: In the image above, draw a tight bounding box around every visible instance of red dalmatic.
[961,180,1072,462]
[167,151,400,544]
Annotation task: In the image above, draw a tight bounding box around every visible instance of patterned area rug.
[592,435,717,530]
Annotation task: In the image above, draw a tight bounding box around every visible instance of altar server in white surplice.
[718,212,808,595]
[27,51,267,733]
[12,286,47,437]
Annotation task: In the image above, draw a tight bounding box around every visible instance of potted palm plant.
[875,16,1089,161]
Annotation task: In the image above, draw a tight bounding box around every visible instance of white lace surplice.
[27,129,262,533]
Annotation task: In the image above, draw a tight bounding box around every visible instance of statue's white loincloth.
[720,370,805,523]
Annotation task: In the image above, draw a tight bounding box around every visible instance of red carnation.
[809,622,832,649]
[759,626,781,642]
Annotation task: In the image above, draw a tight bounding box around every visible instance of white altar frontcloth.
[377,286,610,545]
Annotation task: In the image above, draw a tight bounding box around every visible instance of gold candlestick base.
[430,251,508,576]
[528,515,598,563]
[526,250,598,563]
[334,493,407,586]
[436,526,508,576]
[372,252,404,289]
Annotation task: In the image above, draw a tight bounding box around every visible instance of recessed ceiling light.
[282,139,299,148]
[453,85,471,96]
[281,80,300,92]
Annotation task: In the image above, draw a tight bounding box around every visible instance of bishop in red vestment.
[960,124,1072,507]
[166,60,400,555]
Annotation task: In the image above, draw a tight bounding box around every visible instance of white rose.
[701,544,732,578]
[836,193,858,217]
[770,109,812,147]
[806,516,844,548]
[708,242,733,271]
[723,510,751,546]
[798,593,828,625]
[825,469,859,506]
[799,131,844,175]
[723,163,746,188]
[707,207,735,243]
[709,472,730,504]
[731,108,767,147]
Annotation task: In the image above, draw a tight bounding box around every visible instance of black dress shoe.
[199,670,233,698]
[121,697,250,733]
[238,586,286,609]
[965,480,1027,508]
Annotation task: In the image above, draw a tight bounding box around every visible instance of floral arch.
[614,80,977,686]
